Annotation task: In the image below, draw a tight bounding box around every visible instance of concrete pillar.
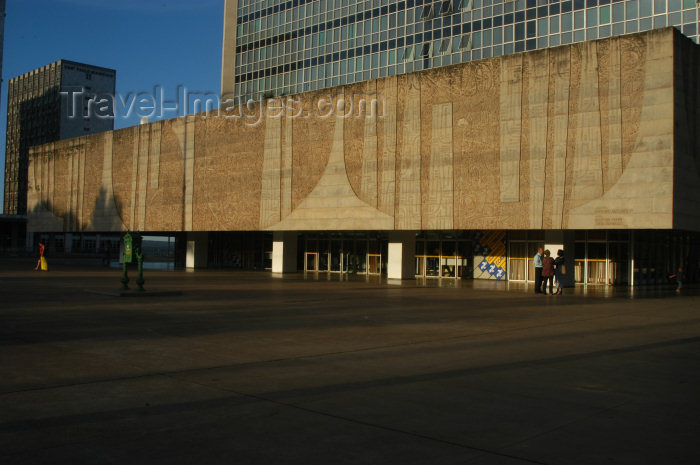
[545,230,575,288]
[387,231,416,280]
[186,232,209,269]
[64,233,73,253]
[272,231,298,273]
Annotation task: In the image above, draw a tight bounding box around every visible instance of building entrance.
[507,232,544,283]
[414,232,472,279]
[302,232,387,275]
[574,231,631,285]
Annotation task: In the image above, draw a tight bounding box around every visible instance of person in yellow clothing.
[34,242,48,271]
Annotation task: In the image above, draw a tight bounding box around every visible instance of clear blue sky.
[0,0,224,211]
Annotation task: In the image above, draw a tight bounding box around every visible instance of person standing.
[542,250,555,295]
[534,247,544,293]
[553,249,566,295]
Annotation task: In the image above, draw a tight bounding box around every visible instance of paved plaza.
[1,261,699,464]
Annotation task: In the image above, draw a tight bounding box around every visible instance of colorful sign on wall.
[472,230,507,280]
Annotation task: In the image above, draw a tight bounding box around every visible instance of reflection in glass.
[426,256,440,276]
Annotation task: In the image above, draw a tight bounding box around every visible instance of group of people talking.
[533,248,566,295]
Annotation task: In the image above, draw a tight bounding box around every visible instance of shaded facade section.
[5,60,115,215]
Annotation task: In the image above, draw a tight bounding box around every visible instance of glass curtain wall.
[633,230,700,285]
[414,231,472,278]
[574,230,631,285]
[507,231,544,282]
[303,232,386,274]
[233,0,700,103]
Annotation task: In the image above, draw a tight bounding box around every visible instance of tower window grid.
[230,0,700,103]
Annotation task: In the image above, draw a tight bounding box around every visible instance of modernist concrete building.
[3,59,116,216]
[27,28,700,286]
[224,0,700,103]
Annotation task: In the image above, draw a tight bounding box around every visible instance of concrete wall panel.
[27,29,687,233]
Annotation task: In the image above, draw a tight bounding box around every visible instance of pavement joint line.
[496,399,633,454]
[4,335,698,408]
[239,394,559,465]
[2,301,697,397]
[175,372,558,465]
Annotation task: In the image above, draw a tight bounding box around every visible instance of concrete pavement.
[1,263,699,464]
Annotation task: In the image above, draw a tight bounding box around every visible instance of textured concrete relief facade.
[376,76,397,218]
[545,46,571,230]
[499,54,522,204]
[27,29,685,233]
[396,73,422,230]
[259,104,282,229]
[425,102,454,230]
[567,32,673,229]
[272,90,394,231]
[526,50,549,228]
[453,58,503,229]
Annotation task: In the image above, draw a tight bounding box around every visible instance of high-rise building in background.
[223,0,700,103]
[3,60,116,215]
[0,0,6,107]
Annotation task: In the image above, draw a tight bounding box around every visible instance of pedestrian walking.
[34,242,48,271]
[534,247,544,293]
[542,249,555,295]
[669,267,684,293]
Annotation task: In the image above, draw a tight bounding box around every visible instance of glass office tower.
[228,0,700,103]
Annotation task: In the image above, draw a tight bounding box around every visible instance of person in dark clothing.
[541,249,555,295]
[669,267,684,293]
[553,249,566,295]
[534,247,544,293]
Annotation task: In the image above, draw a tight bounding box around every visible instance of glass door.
[425,240,440,277]
[367,254,382,274]
[415,237,472,279]
[608,242,629,285]
[330,239,342,272]
[353,239,367,274]
[304,252,318,272]
[527,242,542,283]
[508,242,527,281]
[456,240,472,279]
[318,239,329,272]
[415,240,426,277]
[440,241,457,278]
[587,242,607,285]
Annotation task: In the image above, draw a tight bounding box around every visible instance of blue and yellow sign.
[473,230,507,280]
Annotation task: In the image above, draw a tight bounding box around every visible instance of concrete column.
[545,230,575,288]
[272,231,298,273]
[186,232,209,269]
[387,231,416,280]
[64,233,73,253]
